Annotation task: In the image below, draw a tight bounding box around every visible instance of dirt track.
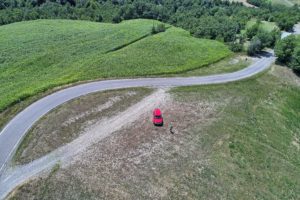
[0,89,169,199]
[7,90,221,199]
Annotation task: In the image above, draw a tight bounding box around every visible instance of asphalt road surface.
[0,51,275,180]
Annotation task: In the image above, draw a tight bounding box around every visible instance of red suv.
[153,108,163,126]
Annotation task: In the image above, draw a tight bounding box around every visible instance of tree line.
[1,0,300,40]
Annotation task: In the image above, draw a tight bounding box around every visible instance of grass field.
[0,19,231,112]
[171,66,300,199]
[8,66,300,199]
[245,19,279,32]
[270,0,299,6]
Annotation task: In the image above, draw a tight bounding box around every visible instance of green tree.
[290,47,300,71]
[274,35,296,64]
[277,17,295,32]
[256,29,279,48]
[246,22,260,39]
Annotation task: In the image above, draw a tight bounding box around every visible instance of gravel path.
[0,89,169,199]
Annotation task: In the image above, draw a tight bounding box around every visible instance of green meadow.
[0,19,231,112]
[246,19,279,32]
[270,0,300,6]
[171,66,300,199]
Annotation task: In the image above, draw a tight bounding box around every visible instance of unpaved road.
[0,51,275,199]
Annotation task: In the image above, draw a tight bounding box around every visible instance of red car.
[152,108,163,126]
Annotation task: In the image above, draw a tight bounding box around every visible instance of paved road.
[0,51,275,178]
[281,23,300,39]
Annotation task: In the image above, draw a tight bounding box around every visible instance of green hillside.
[0,19,231,112]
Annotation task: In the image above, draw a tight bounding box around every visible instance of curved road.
[0,51,275,179]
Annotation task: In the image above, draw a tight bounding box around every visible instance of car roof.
[153,108,162,115]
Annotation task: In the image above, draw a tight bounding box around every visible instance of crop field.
[0,19,231,112]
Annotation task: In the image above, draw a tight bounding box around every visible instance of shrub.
[290,47,300,71]
[229,42,243,52]
[112,15,121,23]
[246,22,260,39]
[256,29,279,48]
[247,37,262,56]
[274,35,296,64]
[151,24,166,34]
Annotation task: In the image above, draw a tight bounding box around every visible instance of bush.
[151,23,166,34]
[112,15,121,23]
[229,42,243,52]
[274,35,296,64]
[277,17,295,32]
[247,37,262,56]
[246,21,260,39]
[290,47,300,71]
[256,29,279,48]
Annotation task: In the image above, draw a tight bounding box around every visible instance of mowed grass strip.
[0,19,231,112]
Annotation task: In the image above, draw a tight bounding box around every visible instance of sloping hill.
[0,19,231,112]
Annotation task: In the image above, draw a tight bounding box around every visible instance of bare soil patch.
[14,88,153,165]
[8,93,224,199]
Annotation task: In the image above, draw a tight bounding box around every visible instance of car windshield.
[154,115,162,119]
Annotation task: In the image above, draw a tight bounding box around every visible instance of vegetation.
[245,20,281,55]
[9,66,300,199]
[275,35,300,71]
[0,19,231,112]
[247,36,262,55]
[169,54,251,77]
[151,23,166,34]
[245,19,279,33]
[270,0,300,7]
[171,66,300,199]
[13,88,153,164]
[1,0,300,42]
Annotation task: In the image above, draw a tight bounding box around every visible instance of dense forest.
[1,0,300,43]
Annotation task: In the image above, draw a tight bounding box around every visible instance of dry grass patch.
[8,95,224,199]
[14,88,153,165]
